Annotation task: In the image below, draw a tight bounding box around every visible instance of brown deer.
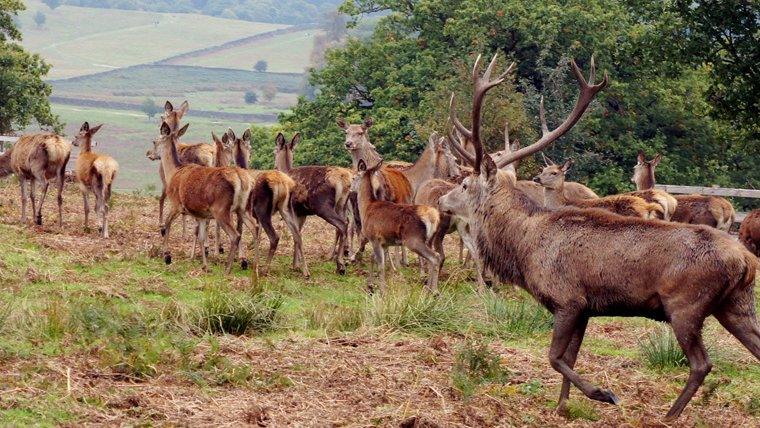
[438,53,758,421]
[632,152,735,230]
[274,132,353,274]
[0,132,71,226]
[356,159,442,293]
[534,159,663,219]
[739,209,760,257]
[228,128,309,277]
[71,122,119,238]
[146,101,215,231]
[155,122,256,273]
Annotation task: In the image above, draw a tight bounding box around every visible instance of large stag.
[274,132,353,274]
[739,209,760,256]
[0,132,71,226]
[632,152,735,230]
[438,53,758,420]
[72,122,119,238]
[228,129,309,278]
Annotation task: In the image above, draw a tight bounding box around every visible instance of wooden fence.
[655,184,760,223]
[0,136,18,153]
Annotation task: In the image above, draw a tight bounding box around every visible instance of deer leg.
[549,310,619,405]
[235,211,249,270]
[19,179,29,223]
[400,247,409,267]
[279,205,309,278]
[458,222,486,292]
[320,209,347,275]
[215,211,239,275]
[82,192,90,230]
[216,221,224,255]
[405,238,442,293]
[557,316,590,416]
[714,301,760,361]
[664,318,712,421]
[386,248,398,272]
[101,185,110,238]
[369,241,385,293]
[181,215,187,240]
[28,178,37,224]
[256,211,278,276]
[292,216,307,270]
[190,222,201,260]
[458,236,465,264]
[161,204,182,265]
[56,165,65,227]
[35,179,50,226]
[197,219,209,271]
[158,186,166,227]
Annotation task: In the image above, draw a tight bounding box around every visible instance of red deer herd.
[0,55,758,422]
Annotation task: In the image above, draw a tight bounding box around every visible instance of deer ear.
[482,153,498,182]
[242,129,251,142]
[357,159,367,172]
[651,153,661,167]
[275,132,286,149]
[164,101,173,113]
[160,122,171,136]
[561,159,574,172]
[225,128,236,142]
[80,122,90,132]
[290,133,301,149]
[178,101,189,118]
[363,117,373,129]
[637,151,646,164]
[177,123,190,138]
[337,118,347,129]
[89,124,103,135]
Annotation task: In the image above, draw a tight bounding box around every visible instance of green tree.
[0,0,60,134]
[244,91,258,104]
[253,60,268,73]
[262,83,277,103]
[140,98,160,119]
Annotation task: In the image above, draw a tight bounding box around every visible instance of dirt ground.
[0,180,758,427]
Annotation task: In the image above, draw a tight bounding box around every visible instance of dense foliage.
[0,0,60,134]
[59,0,343,25]
[277,0,759,209]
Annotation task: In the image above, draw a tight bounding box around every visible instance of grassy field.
[174,29,324,73]
[18,0,287,79]
[51,103,257,192]
[0,181,757,426]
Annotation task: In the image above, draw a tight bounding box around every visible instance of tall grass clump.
[639,325,687,369]
[304,301,364,333]
[451,338,510,398]
[480,291,553,338]
[367,287,466,335]
[194,287,283,336]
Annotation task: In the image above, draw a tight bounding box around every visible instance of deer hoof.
[218,246,224,254]
[590,388,620,405]
[204,247,209,257]
[160,227,166,237]
[35,215,42,226]
[164,253,172,265]
[241,259,249,270]
[336,264,346,275]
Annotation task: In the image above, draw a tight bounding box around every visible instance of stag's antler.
[446,125,475,166]
[449,54,515,174]
[495,56,607,168]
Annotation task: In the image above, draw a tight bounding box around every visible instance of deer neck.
[215,143,230,167]
[350,143,382,172]
[0,148,13,177]
[356,173,377,223]
[161,137,182,184]
[402,145,436,193]
[81,136,93,153]
[543,184,568,209]
[274,150,291,172]
[637,169,656,190]
[235,145,249,169]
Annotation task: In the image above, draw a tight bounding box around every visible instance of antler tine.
[449,94,473,139]
[446,125,475,166]
[504,119,510,152]
[470,53,512,174]
[471,54,483,84]
[494,57,608,169]
[540,152,556,167]
[539,96,549,137]
[589,54,596,85]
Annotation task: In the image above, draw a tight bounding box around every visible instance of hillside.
[0,183,757,425]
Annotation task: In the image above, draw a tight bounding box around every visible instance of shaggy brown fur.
[72,122,118,238]
[440,54,759,421]
[627,189,677,221]
[1,132,71,226]
[357,160,441,293]
[632,152,734,231]
[227,129,309,278]
[739,209,760,256]
[536,161,662,219]
[274,133,352,274]
[158,122,256,274]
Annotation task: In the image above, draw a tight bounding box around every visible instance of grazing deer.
[146,101,215,231]
[71,122,119,238]
[356,159,442,293]
[228,129,309,277]
[534,159,663,219]
[0,132,71,226]
[632,152,735,230]
[274,132,353,274]
[739,209,760,257]
[155,122,256,273]
[438,53,759,421]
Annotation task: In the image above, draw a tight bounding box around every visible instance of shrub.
[481,292,553,338]
[639,325,688,369]
[244,91,258,104]
[451,338,510,398]
[194,288,282,336]
[367,287,465,335]
[253,60,268,72]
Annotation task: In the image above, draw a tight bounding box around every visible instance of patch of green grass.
[451,338,510,398]
[562,399,600,422]
[480,291,553,338]
[367,286,467,335]
[304,300,364,333]
[639,325,687,369]
[193,287,283,336]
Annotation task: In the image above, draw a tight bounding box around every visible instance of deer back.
[739,209,760,256]
[11,133,71,180]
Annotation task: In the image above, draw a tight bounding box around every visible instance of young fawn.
[72,122,119,238]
